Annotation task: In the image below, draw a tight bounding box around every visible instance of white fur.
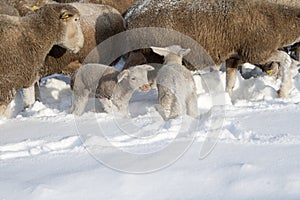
[71,63,154,116]
[152,45,199,120]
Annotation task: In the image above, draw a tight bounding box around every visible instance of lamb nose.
[140,84,151,91]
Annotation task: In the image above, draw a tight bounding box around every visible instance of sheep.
[20,2,125,108]
[125,0,300,98]
[15,0,55,16]
[53,0,137,15]
[0,1,19,16]
[291,42,300,61]
[267,0,300,62]
[71,64,154,116]
[42,3,125,78]
[151,45,199,120]
[0,3,84,117]
[267,0,299,7]
[1,0,48,16]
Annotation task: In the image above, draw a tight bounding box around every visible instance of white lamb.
[152,45,199,120]
[71,64,154,116]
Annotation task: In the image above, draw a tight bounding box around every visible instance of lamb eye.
[131,77,136,81]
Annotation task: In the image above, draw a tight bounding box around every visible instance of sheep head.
[58,7,84,54]
[35,4,84,54]
[117,64,155,92]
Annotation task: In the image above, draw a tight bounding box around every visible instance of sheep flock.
[0,0,300,119]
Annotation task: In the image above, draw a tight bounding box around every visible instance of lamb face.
[117,64,155,92]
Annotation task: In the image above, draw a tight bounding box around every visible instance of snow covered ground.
[1,68,300,200]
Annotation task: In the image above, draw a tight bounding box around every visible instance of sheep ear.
[60,11,72,20]
[151,46,170,57]
[179,48,191,57]
[117,70,130,83]
[32,5,40,12]
[139,64,155,71]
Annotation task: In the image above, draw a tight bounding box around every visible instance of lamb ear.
[151,46,170,57]
[179,48,191,57]
[117,70,129,83]
[139,64,155,71]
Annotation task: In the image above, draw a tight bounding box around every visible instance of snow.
[1,69,300,199]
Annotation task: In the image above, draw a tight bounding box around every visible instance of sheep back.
[126,0,300,66]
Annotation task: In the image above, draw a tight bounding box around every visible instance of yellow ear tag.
[32,6,39,12]
[61,13,69,20]
[267,70,273,75]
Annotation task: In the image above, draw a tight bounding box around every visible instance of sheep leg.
[99,98,116,113]
[295,46,300,61]
[0,102,13,119]
[186,93,199,118]
[157,85,179,120]
[0,105,7,117]
[34,82,41,102]
[265,50,292,98]
[225,58,240,96]
[22,84,36,108]
[71,89,89,115]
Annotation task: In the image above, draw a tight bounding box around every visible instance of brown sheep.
[42,3,125,78]
[15,0,54,16]
[267,0,299,7]
[20,2,125,108]
[0,1,19,16]
[53,0,137,15]
[0,0,55,16]
[125,0,300,98]
[0,4,84,117]
[267,0,300,62]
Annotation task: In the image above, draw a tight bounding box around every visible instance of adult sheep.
[21,2,125,107]
[42,3,125,78]
[0,1,19,16]
[1,0,46,16]
[125,0,300,98]
[53,0,137,15]
[0,4,84,117]
[267,0,299,7]
[268,0,300,62]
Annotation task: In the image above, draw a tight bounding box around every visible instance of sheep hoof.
[277,90,288,98]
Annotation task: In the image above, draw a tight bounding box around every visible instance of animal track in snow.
[0,136,82,160]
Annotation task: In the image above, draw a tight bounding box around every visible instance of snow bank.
[1,70,300,199]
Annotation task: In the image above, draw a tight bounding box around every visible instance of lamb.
[71,64,154,116]
[0,3,84,117]
[53,0,137,15]
[151,45,199,120]
[125,0,300,98]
